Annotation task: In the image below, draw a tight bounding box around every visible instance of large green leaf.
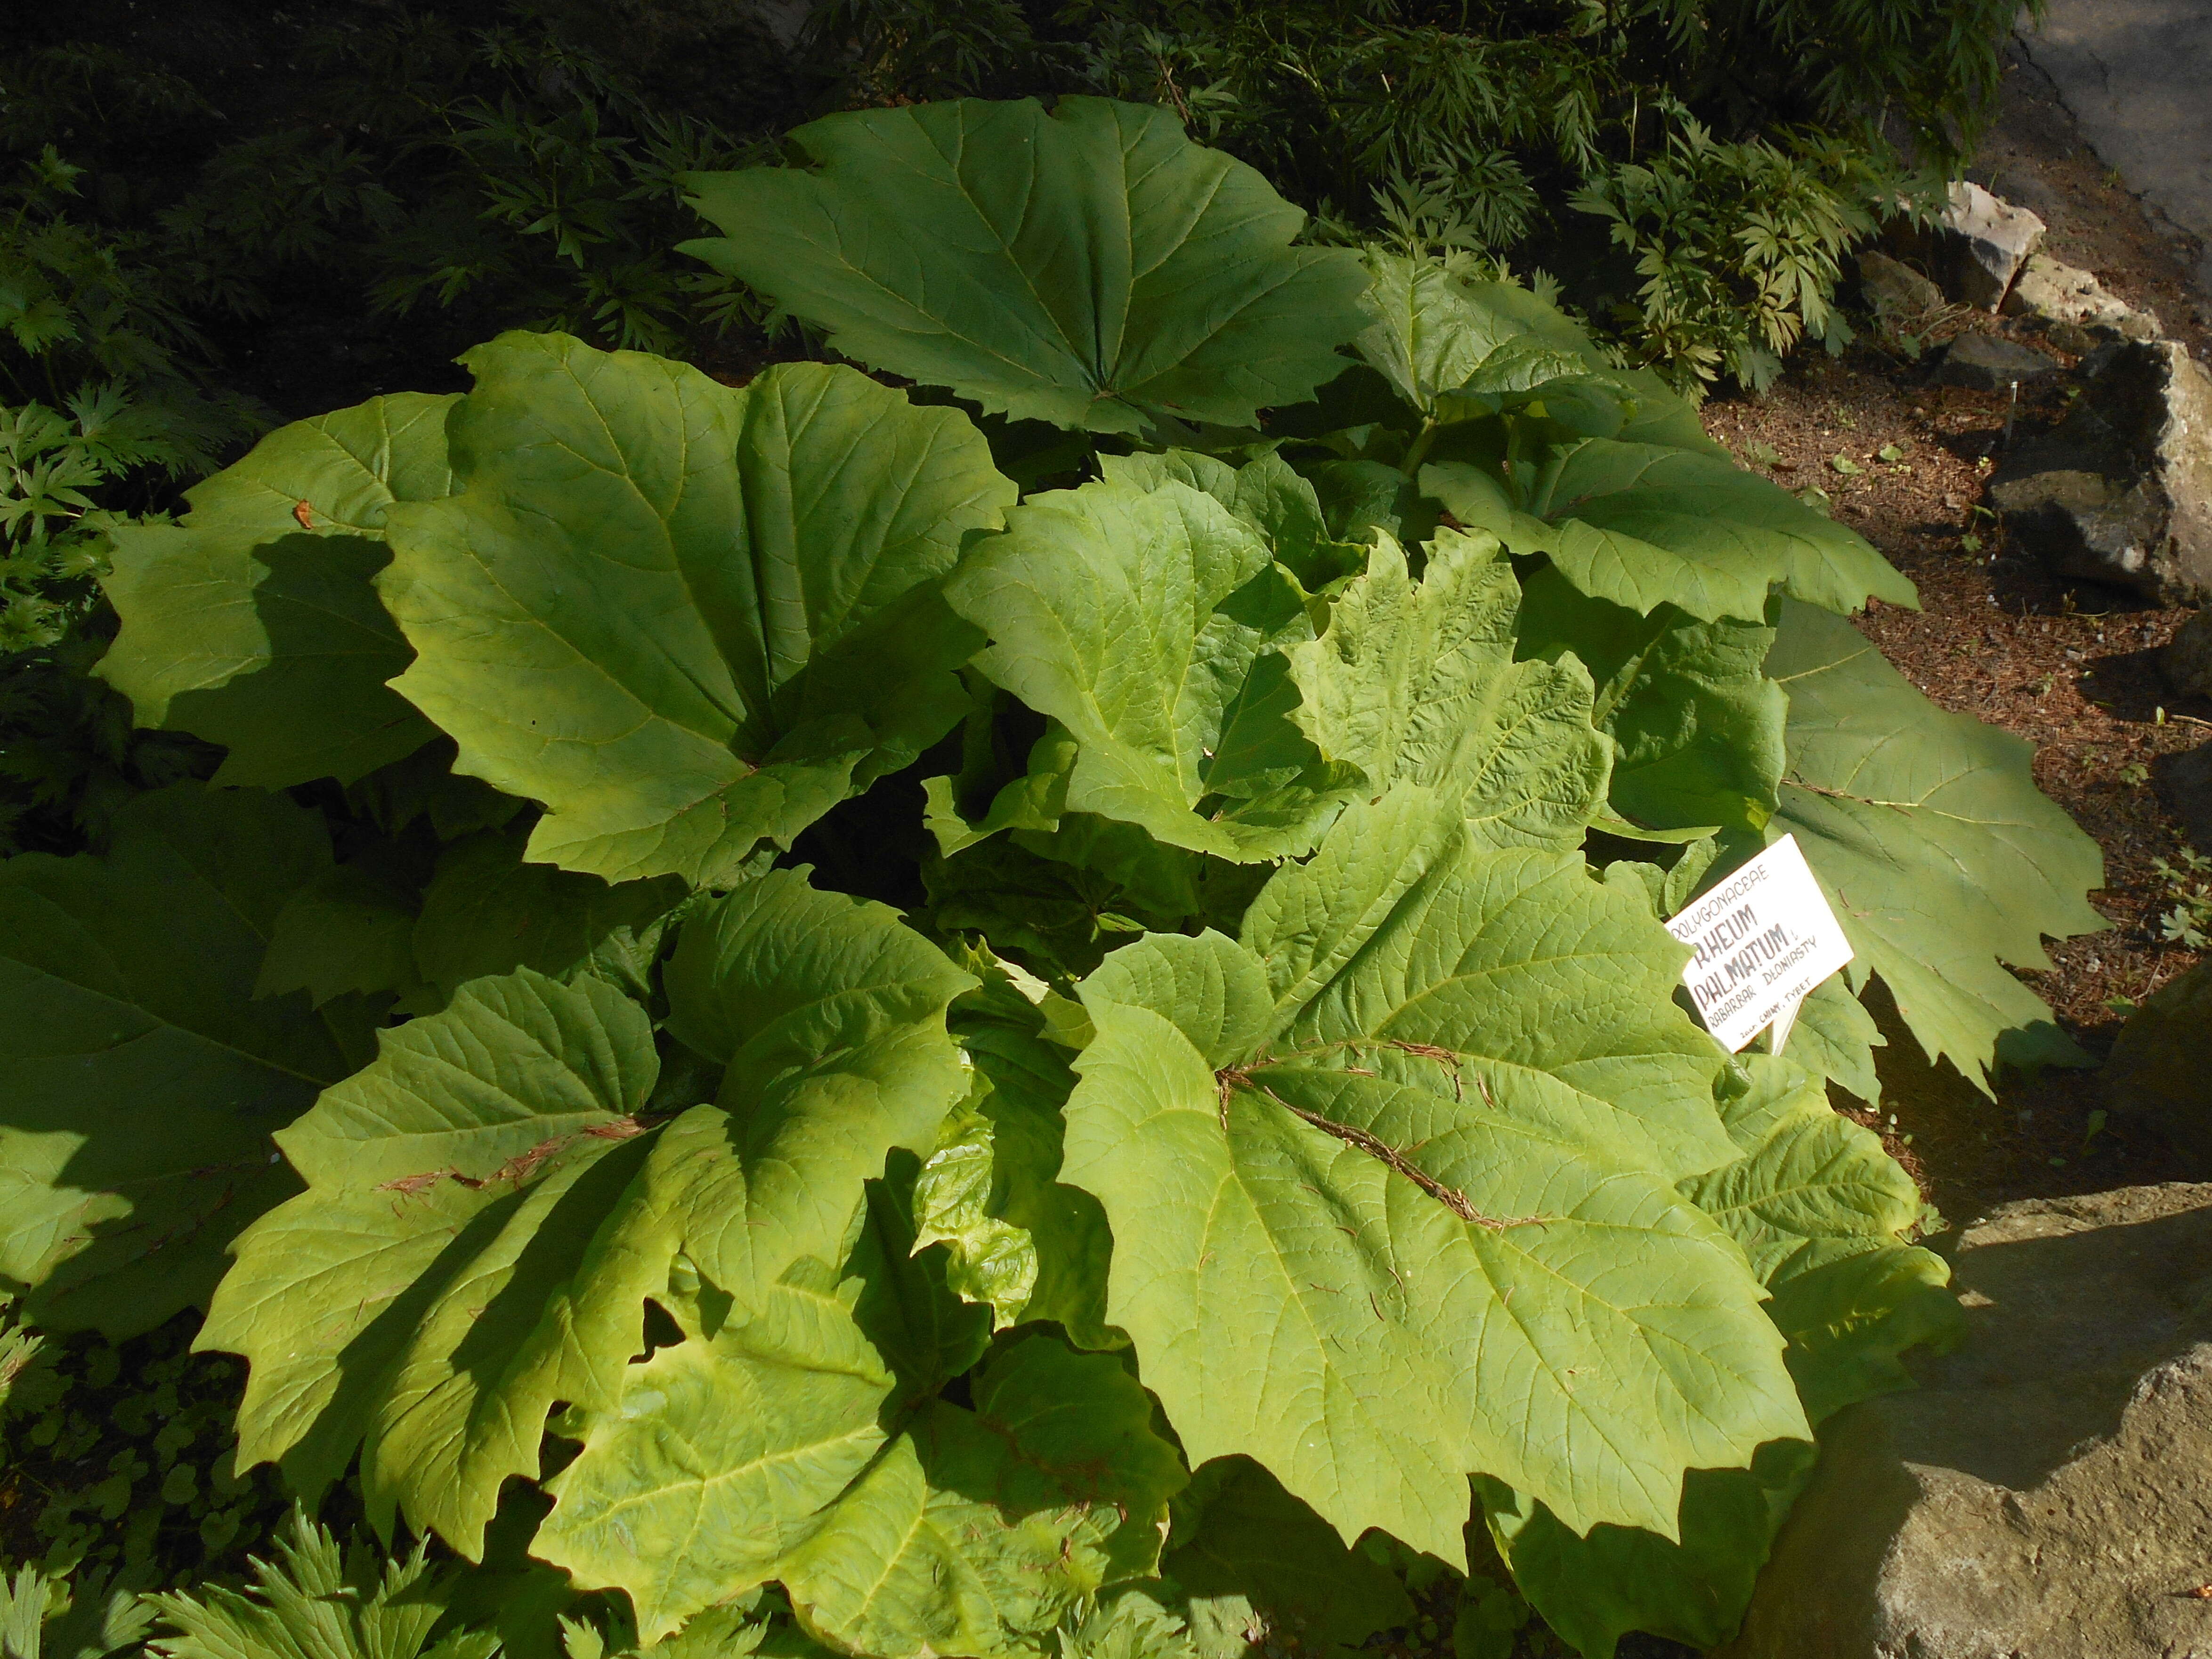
[410,824,689,1006]
[1355,253,1622,430]
[256,856,428,1011]
[203,871,973,1556]
[97,395,453,787]
[1514,568,1784,837]
[1282,529,1609,849]
[1096,450,1366,596]
[1422,445,1916,625]
[532,1242,903,1644]
[1351,255,1718,453]
[0,784,358,1335]
[1765,599,2106,1090]
[1060,792,1802,1566]
[942,968,1119,1348]
[259,821,692,1020]
[1476,1456,1811,1659]
[1060,1595,1200,1659]
[1483,1057,1959,1658]
[911,1102,1040,1328]
[778,1333,1183,1657]
[542,1193,1181,1651]
[343,738,524,843]
[378,335,1015,885]
[943,477,1354,862]
[1243,788,1738,1173]
[681,98,1369,435]
[646,874,976,1328]
[1690,1055,1962,1424]
[1765,1239,1961,1426]
[1684,1078,1924,1284]
[1780,976,1887,1106]
[203,969,664,1547]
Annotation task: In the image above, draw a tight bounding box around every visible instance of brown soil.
[1696,45,2211,1230]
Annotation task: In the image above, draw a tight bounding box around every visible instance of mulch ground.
[1696,42,2212,1227]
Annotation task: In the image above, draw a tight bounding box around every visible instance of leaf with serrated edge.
[1478,1455,1812,1659]
[379,335,1013,885]
[1423,444,1917,625]
[536,1256,899,1639]
[1061,799,1802,1560]
[1782,976,1886,1106]
[778,1335,1183,1658]
[0,784,356,1335]
[1683,1094,1923,1284]
[1765,599,2105,1091]
[410,825,686,1006]
[256,862,425,1009]
[1351,252,1721,455]
[205,872,972,1558]
[911,1105,1037,1327]
[1767,1244,1961,1426]
[1514,567,1785,836]
[1243,788,1737,1173]
[954,995,1119,1349]
[544,1216,1181,1653]
[1355,252,1617,425]
[681,98,1368,436]
[1487,1058,1953,1659]
[97,395,452,787]
[1542,443,1917,622]
[945,478,1350,862]
[1099,451,1332,586]
[202,970,660,1546]
[1284,530,1609,848]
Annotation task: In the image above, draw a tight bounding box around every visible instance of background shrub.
[0,0,2036,850]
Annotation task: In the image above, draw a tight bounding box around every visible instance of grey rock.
[2018,3,2212,301]
[2163,607,2212,698]
[1936,180,2047,310]
[2106,960,2212,1173]
[2044,317,2102,354]
[2002,252,2162,343]
[1990,339,2212,603]
[1719,1182,2212,1659]
[1858,251,1946,325]
[1932,331,2063,390]
[2157,738,2212,854]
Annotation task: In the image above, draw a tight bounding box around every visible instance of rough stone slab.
[1933,332,2062,390]
[2155,737,2212,854]
[1858,251,1946,324]
[2163,607,2212,698]
[2106,959,2212,1173]
[1990,339,2212,602]
[2019,3,2212,300]
[1937,181,2046,310]
[2003,252,2163,343]
[1719,1183,2212,1659]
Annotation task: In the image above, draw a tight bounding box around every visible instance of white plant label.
[1666,834,1854,1055]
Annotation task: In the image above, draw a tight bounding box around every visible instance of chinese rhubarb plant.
[1,97,2103,1659]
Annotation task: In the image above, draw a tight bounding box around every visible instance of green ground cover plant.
[0,94,2101,1659]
